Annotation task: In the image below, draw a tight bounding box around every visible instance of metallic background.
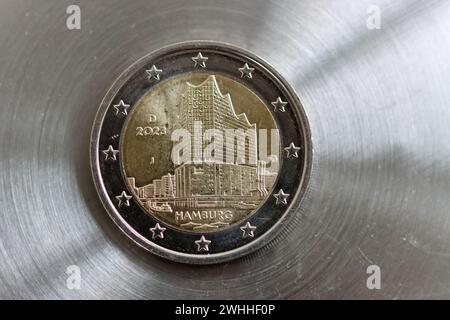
[1,0,449,299]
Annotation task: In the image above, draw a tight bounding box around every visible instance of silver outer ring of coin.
[90,40,312,264]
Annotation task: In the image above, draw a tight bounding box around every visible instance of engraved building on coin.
[123,75,279,232]
[91,42,311,264]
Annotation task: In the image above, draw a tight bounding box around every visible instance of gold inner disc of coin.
[122,73,280,232]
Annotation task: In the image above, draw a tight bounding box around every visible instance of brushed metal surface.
[1,0,450,299]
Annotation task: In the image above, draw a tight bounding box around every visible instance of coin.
[90,41,312,264]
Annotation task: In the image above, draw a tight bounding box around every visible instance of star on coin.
[115,191,132,207]
[150,223,166,240]
[271,97,287,112]
[273,189,290,205]
[192,52,208,68]
[238,63,255,78]
[195,235,211,252]
[240,222,257,238]
[284,142,301,159]
[113,100,130,116]
[145,64,162,81]
[102,145,119,161]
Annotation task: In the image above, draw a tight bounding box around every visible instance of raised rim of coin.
[90,41,312,264]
